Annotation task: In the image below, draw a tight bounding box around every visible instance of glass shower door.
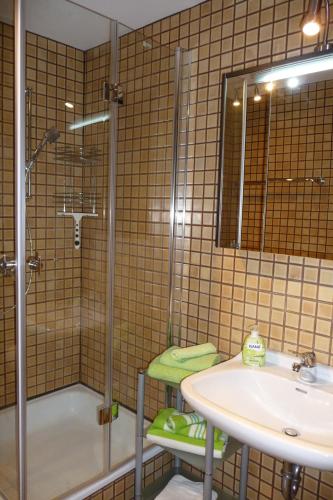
[24,2,115,497]
[0,1,119,498]
[0,1,19,498]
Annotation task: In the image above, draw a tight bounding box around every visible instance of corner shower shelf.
[135,370,249,500]
[54,145,101,250]
[54,145,102,166]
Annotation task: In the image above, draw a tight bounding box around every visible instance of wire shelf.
[54,146,102,166]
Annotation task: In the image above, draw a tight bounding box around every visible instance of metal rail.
[15,0,27,496]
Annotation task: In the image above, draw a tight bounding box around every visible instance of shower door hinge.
[97,402,119,425]
[102,81,123,104]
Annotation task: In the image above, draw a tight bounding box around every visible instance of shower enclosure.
[0,0,190,498]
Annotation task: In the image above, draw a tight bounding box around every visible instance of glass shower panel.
[169,49,191,349]
[111,26,188,420]
[22,2,112,498]
[0,1,19,498]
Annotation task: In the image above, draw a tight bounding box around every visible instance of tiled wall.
[78,33,177,420]
[241,82,333,258]
[266,81,333,258]
[111,33,176,417]
[80,42,110,393]
[116,0,333,498]
[2,0,333,497]
[86,452,173,500]
[220,96,243,248]
[0,22,84,407]
[242,94,269,250]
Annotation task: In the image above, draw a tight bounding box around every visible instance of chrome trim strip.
[176,51,191,345]
[236,80,247,249]
[105,18,119,470]
[14,0,27,496]
[167,47,182,348]
[215,75,227,247]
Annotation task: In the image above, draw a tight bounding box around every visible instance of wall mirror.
[216,52,333,259]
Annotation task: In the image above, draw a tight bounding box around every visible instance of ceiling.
[0,0,203,50]
[72,0,203,30]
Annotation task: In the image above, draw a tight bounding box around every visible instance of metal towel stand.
[135,370,249,500]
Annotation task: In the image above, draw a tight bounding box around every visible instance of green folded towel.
[147,408,228,454]
[160,346,221,371]
[147,353,194,384]
[166,411,204,432]
[170,343,217,361]
[153,408,181,431]
[166,411,222,441]
[179,422,222,442]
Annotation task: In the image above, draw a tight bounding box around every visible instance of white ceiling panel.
[0,0,203,50]
[73,0,204,30]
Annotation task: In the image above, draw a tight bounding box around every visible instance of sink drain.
[283,427,300,437]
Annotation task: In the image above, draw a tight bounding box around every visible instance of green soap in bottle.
[242,324,266,367]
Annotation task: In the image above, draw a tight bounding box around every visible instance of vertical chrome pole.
[203,422,214,500]
[167,47,182,348]
[165,47,182,409]
[239,444,249,500]
[215,76,227,247]
[15,0,27,497]
[135,370,145,499]
[174,389,183,471]
[105,18,119,470]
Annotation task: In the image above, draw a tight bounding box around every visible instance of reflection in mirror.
[217,52,333,259]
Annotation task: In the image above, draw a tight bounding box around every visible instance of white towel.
[155,474,218,500]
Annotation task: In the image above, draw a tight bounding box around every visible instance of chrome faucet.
[292,351,316,372]
[292,351,316,383]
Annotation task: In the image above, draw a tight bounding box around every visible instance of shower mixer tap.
[0,255,16,276]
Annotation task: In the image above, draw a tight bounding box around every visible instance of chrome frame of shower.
[167,48,191,349]
[105,17,119,470]
[14,0,27,497]
[167,47,183,348]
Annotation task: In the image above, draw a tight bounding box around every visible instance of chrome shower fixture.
[25,127,60,174]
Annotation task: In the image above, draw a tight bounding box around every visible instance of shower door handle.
[26,252,42,274]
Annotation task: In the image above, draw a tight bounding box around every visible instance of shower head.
[44,127,60,144]
[26,127,60,173]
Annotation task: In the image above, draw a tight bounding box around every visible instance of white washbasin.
[181,350,333,469]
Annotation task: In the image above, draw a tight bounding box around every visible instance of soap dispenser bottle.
[242,324,266,367]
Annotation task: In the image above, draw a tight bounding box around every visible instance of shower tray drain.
[283,427,300,437]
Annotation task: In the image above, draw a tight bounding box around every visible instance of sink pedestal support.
[281,462,302,499]
[239,444,249,500]
[203,434,249,500]
[203,421,214,499]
